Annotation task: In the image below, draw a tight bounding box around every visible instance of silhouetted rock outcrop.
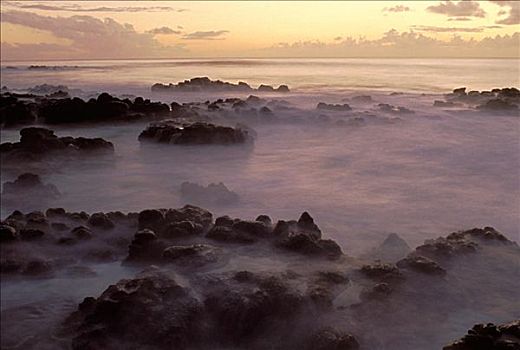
[151,77,290,93]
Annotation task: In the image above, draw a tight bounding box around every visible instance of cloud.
[448,17,472,21]
[382,5,410,13]
[489,1,520,25]
[182,30,229,40]
[147,27,182,35]
[427,1,486,18]
[260,29,520,58]
[410,25,502,32]
[1,11,188,60]
[3,1,186,13]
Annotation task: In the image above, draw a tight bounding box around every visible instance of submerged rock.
[2,173,60,199]
[180,181,239,205]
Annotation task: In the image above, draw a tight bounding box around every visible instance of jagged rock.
[139,122,252,145]
[397,255,446,275]
[443,320,520,350]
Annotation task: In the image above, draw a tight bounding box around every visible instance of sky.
[1,1,519,60]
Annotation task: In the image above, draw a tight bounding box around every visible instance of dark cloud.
[1,11,188,60]
[147,27,182,35]
[4,1,186,13]
[382,5,410,13]
[262,29,519,58]
[182,30,229,40]
[427,1,486,18]
[490,1,520,25]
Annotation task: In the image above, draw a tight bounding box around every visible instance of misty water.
[1,58,519,349]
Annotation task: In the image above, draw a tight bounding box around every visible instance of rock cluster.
[151,77,290,93]
[0,127,114,162]
[138,122,253,145]
[0,92,170,126]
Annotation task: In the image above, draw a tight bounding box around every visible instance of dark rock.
[255,215,272,225]
[443,320,520,350]
[206,225,256,244]
[46,207,66,217]
[165,205,213,228]
[280,234,342,258]
[0,224,17,242]
[1,127,114,162]
[477,99,518,111]
[215,215,234,227]
[19,228,45,240]
[317,102,352,112]
[151,77,290,93]
[307,328,360,350]
[65,273,203,350]
[126,229,166,262]
[360,262,403,281]
[162,221,203,238]
[71,226,93,240]
[23,260,53,276]
[138,209,165,232]
[162,244,221,266]
[360,283,392,300]
[139,122,253,145]
[87,213,114,230]
[180,181,239,205]
[378,103,414,114]
[397,255,446,275]
[51,222,69,231]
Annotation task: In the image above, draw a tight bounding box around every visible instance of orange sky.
[1,1,519,60]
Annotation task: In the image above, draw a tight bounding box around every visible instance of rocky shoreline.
[1,204,518,349]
